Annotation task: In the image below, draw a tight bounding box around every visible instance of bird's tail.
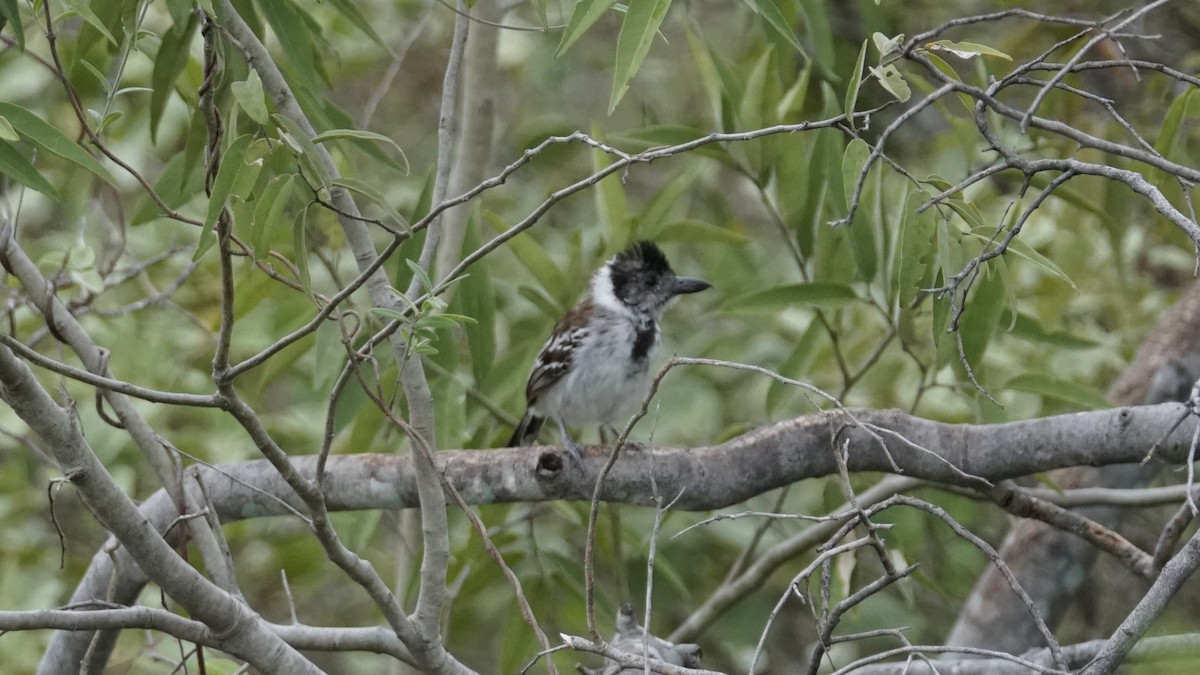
[507,412,545,447]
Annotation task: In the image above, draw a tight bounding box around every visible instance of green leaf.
[250,175,296,261]
[606,125,732,162]
[331,177,409,232]
[293,206,312,293]
[231,70,270,126]
[841,138,876,279]
[843,38,868,128]
[484,212,568,304]
[766,320,824,415]
[194,134,254,261]
[311,128,409,175]
[637,169,698,238]
[964,227,1077,289]
[323,0,385,47]
[591,133,631,250]
[741,0,806,58]
[61,0,118,46]
[654,218,750,245]
[1004,373,1111,410]
[257,0,323,96]
[557,0,617,56]
[609,0,672,114]
[456,213,496,384]
[959,265,1005,368]
[724,282,858,311]
[895,189,937,308]
[0,116,16,141]
[0,103,116,186]
[273,114,332,195]
[0,140,59,200]
[872,31,903,58]
[1004,311,1099,350]
[869,63,911,102]
[925,40,1012,61]
[0,0,24,51]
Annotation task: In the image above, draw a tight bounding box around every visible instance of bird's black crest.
[613,240,673,275]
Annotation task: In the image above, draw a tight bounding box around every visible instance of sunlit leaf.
[231,70,270,126]
[925,39,1012,61]
[0,116,16,141]
[843,38,868,128]
[870,63,911,102]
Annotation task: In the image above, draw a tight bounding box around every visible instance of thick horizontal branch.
[845,633,1200,674]
[191,404,1195,518]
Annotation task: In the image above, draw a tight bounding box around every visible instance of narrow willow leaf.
[894,189,936,308]
[637,169,698,239]
[0,0,24,51]
[257,0,322,95]
[0,102,116,186]
[311,128,409,175]
[766,320,823,415]
[1004,373,1111,410]
[457,213,496,384]
[0,140,59,200]
[925,40,1012,61]
[843,38,868,128]
[965,228,1077,289]
[724,282,858,311]
[324,0,385,46]
[484,211,567,301]
[590,130,631,250]
[250,175,296,261]
[0,116,16,141]
[272,114,332,194]
[293,207,312,293]
[332,177,410,232]
[61,0,117,45]
[609,0,672,114]
[655,219,750,244]
[194,134,253,261]
[1003,311,1098,349]
[741,0,806,58]
[959,265,1005,368]
[231,70,270,125]
[557,0,617,56]
[841,138,877,279]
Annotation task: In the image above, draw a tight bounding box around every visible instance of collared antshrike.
[507,241,710,459]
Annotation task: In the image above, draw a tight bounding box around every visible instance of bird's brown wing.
[524,299,592,406]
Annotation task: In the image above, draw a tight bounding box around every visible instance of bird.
[507,240,711,460]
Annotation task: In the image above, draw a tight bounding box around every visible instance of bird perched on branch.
[507,240,711,459]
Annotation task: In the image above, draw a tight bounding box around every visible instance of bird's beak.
[673,277,712,295]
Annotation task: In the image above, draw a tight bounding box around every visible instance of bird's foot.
[564,437,585,462]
